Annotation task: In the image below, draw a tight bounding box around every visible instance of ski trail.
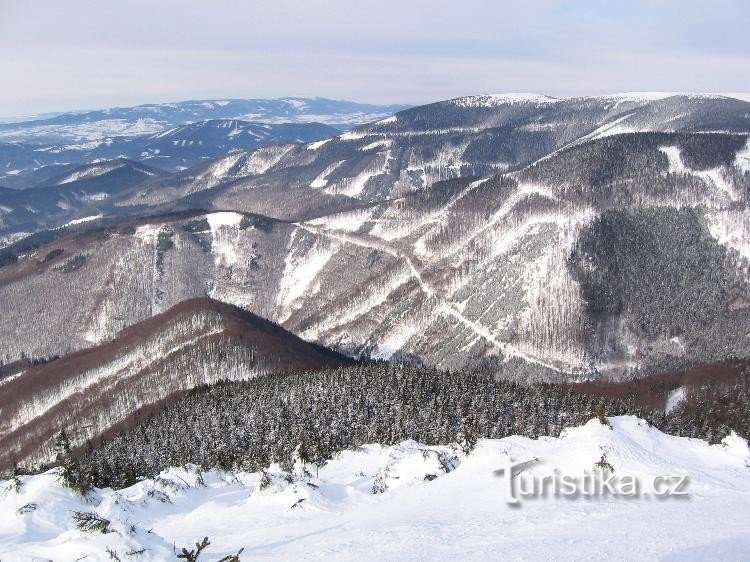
[297,222,560,371]
[297,223,434,296]
[440,303,561,372]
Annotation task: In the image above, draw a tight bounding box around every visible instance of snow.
[665,387,686,413]
[370,321,421,360]
[360,139,393,151]
[660,146,739,200]
[660,145,688,174]
[374,115,397,125]
[706,210,750,261]
[56,161,124,184]
[283,98,309,111]
[206,212,244,268]
[2,416,749,561]
[306,138,331,150]
[735,138,750,173]
[338,130,368,141]
[0,118,165,142]
[309,160,344,189]
[203,152,245,180]
[721,92,750,102]
[276,229,339,321]
[450,93,559,108]
[60,214,103,228]
[328,151,392,197]
[605,92,682,101]
[584,112,637,141]
[307,207,375,233]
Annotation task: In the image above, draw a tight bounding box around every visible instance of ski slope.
[1,416,749,561]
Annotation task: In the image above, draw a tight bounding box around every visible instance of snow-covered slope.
[0,297,350,469]
[2,416,748,561]
[3,95,750,381]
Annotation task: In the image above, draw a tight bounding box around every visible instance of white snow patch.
[666,387,686,413]
[706,209,750,261]
[585,112,637,141]
[61,214,103,227]
[375,115,397,125]
[276,229,338,321]
[309,160,344,189]
[306,138,331,150]
[307,207,375,233]
[338,130,368,141]
[660,145,688,174]
[206,212,244,268]
[360,139,393,151]
[56,161,124,184]
[660,146,738,200]
[371,321,421,360]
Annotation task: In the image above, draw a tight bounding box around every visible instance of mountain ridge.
[0,297,353,470]
[1,94,749,383]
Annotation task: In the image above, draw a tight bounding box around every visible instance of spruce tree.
[54,430,92,495]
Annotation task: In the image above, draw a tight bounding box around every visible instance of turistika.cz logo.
[494,458,690,505]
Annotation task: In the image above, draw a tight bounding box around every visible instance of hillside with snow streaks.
[2,95,750,380]
[0,298,351,469]
[2,417,749,561]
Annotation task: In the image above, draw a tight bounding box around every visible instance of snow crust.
[2,417,749,561]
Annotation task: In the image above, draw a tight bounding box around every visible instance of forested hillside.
[79,361,750,488]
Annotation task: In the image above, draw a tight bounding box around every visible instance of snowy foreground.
[2,416,750,561]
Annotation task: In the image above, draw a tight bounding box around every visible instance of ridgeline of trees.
[77,362,750,489]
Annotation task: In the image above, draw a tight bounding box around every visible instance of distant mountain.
[0,159,165,237]
[131,119,340,170]
[0,97,410,144]
[0,297,352,468]
[0,120,342,184]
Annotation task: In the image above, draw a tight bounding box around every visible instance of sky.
[1,0,749,117]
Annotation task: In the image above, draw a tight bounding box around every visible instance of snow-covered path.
[297,221,560,368]
[2,416,750,561]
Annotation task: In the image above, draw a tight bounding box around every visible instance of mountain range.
[0,97,409,185]
[2,92,750,466]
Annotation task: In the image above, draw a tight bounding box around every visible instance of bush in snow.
[595,452,615,472]
[594,405,612,429]
[177,536,244,562]
[72,510,112,533]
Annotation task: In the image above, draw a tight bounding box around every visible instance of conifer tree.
[54,430,92,495]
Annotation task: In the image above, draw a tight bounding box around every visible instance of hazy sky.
[1,0,749,116]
